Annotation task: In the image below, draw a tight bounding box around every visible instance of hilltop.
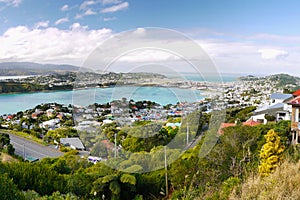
[0,62,81,76]
[238,73,300,89]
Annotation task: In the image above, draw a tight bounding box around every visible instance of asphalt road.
[8,133,63,160]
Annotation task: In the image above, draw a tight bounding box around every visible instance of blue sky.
[2,0,300,35]
[1,0,300,75]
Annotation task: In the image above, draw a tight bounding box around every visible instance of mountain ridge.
[0,62,82,75]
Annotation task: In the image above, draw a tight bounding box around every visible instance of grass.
[0,152,18,163]
[0,129,45,145]
[229,160,300,200]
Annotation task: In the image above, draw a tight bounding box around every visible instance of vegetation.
[0,109,299,200]
[258,129,285,177]
[230,160,300,199]
[0,82,73,93]
[226,106,256,123]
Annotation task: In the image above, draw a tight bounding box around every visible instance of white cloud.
[119,50,179,63]
[34,20,49,29]
[103,17,116,21]
[69,23,88,31]
[0,25,112,65]
[55,17,69,25]
[60,4,69,11]
[258,49,289,60]
[85,8,97,15]
[1,26,299,75]
[101,1,128,13]
[101,0,121,5]
[0,0,21,7]
[75,9,97,19]
[80,0,98,10]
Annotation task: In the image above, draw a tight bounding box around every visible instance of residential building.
[60,137,85,150]
[252,93,293,124]
[288,95,300,144]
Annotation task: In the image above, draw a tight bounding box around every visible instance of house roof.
[270,93,293,100]
[254,106,284,116]
[60,137,85,150]
[219,120,261,134]
[218,123,235,134]
[269,103,285,109]
[288,96,300,106]
[293,89,300,97]
[242,119,261,126]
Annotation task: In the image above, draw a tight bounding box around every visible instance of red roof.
[289,96,300,105]
[218,123,235,134]
[293,89,300,97]
[219,120,261,134]
[220,123,235,129]
[242,120,261,126]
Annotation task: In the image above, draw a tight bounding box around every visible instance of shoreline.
[0,83,220,95]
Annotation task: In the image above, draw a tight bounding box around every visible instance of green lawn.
[0,129,45,145]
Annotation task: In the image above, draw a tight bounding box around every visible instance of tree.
[7,144,15,155]
[44,127,78,143]
[0,132,10,150]
[92,172,137,200]
[264,114,276,122]
[0,173,24,200]
[258,129,285,177]
[91,141,108,158]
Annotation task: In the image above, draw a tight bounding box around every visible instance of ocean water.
[0,73,238,115]
[0,86,203,115]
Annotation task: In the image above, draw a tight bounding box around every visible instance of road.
[8,133,63,160]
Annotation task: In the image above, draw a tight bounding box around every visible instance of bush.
[230,160,300,199]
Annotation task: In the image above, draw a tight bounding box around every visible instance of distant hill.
[238,73,300,87]
[267,73,300,87]
[0,62,81,76]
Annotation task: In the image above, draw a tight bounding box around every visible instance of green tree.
[7,144,15,155]
[258,129,285,177]
[92,172,137,200]
[0,173,24,200]
[0,132,10,150]
[44,127,78,143]
[91,141,108,158]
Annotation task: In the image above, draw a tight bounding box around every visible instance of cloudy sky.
[1,0,300,75]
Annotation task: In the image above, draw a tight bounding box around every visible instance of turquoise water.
[0,86,202,115]
[0,74,239,115]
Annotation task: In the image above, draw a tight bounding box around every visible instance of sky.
[1,0,300,75]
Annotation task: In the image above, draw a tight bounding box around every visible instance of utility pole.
[23,143,25,160]
[114,133,117,158]
[186,121,189,146]
[164,146,168,197]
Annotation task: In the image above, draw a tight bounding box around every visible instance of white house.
[60,137,85,150]
[252,93,293,124]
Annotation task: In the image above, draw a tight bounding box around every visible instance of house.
[252,93,293,124]
[242,119,261,126]
[270,93,293,105]
[218,123,235,134]
[292,89,300,97]
[46,109,54,117]
[288,96,300,144]
[60,137,85,150]
[218,120,261,134]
